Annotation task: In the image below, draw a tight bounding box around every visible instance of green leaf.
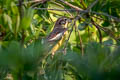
[21,8,34,30]
[3,13,13,32]
[11,2,19,15]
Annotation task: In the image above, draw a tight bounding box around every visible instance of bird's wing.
[47,28,68,41]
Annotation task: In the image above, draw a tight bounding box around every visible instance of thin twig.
[92,22,118,42]
[63,17,78,54]
[31,2,41,8]
[33,8,76,11]
[78,31,84,56]
[63,26,74,54]
[92,15,114,22]
[87,0,99,10]
[92,11,120,22]
[74,12,84,56]
[74,22,84,56]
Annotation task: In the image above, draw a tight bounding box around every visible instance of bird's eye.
[64,18,67,21]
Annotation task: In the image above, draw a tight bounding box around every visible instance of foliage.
[0,0,120,80]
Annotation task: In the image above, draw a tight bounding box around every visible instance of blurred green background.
[0,0,120,80]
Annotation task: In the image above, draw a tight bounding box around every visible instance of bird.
[47,16,72,56]
[47,17,71,42]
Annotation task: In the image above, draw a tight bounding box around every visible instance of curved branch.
[91,19,102,43]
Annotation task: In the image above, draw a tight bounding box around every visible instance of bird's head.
[55,16,72,27]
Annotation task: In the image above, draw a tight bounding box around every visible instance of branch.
[59,0,120,22]
[18,0,23,19]
[59,0,83,11]
[15,0,120,22]
[32,7,69,10]
[92,11,120,22]
[91,19,102,43]
[18,0,25,44]
[33,7,120,22]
